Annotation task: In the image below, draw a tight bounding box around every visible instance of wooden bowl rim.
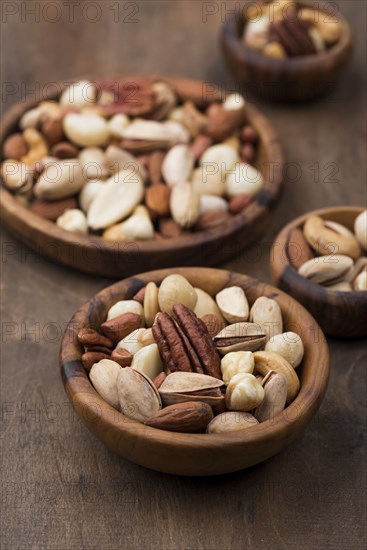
[222,0,353,70]
[60,267,330,450]
[0,76,285,256]
[271,205,367,298]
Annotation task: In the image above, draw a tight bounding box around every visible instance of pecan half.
[270,19,316,56]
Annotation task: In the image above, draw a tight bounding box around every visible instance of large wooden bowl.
[0,77,284,278]
[60,267,329,476]
[221,1,353,102]
[271,206,367,338]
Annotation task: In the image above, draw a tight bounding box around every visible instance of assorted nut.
[80,274,304,433]
[1,80,264,239]
[288,211,367,292]
[243,1,342,58]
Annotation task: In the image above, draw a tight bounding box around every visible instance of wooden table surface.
[1,1,366,548]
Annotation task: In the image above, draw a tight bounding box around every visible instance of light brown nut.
[201,314,226,338]
[298,255,354,285]
[89,359,122,409]
[228,194,252,214]
[265,332,304,368]
[158,218,182,238]
[253,351,300,404]
[195,211,230,230]
[159,371,224,394]
[250,297,283,341]
[117,368,162,422]
[144,282,160,327]
[3,133,28,160]
[145,401,213,433]
[77,327,113,349]
[206,105,245,142]
[344,257,367,284]
[214,322,266,354]
[287,227,314,270]
[207,411,258,433]
[81,351,111,372]
[220,351,254,384]
[100,312,143,343]
[133,287,146,304]
[216,286,249,323]
[152,371,166,389]
[158,274,197,315]
[225,373,264,411]
[147,150,165,184]
[145,183,171,216]
[254,371,288,422]
[303,215,361,260]
[263,41,287,58]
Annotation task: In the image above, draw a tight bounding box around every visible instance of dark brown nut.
[98,78,156,117]
[206,106,245,142]
[119,138,169,154]
[153,371,167,389]
[30,197,78,221]
[195,211,230,230]
[240,143,255,163]
[3,134,28,160]
[287,228,314,270]
[270,19,316,57]
[228,194,252,214]
[148,151,165,184]
[152,312,197,373]
[77,327,113,349]
[51,141,79,159]
[85,345,112,355]
[158,218,182,238]
[41,117,64,145]
[110,348,133,367]
[145,183,171,216]
[201,313,226,338]
[241,125,258,144]
[81,351,110,372]
[145,401,213,433]
[190,134,213,161]
[101,312,143,343]
[133,287,146,304]
[205,102,222,117]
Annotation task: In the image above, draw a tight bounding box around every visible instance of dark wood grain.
[221,1,354,102]
[1,1,366,548]
[271,206,367,338]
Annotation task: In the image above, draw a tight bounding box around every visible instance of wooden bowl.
[60,267,329,476]
[271,206,367,338]
[221,1,353,102]
[0,77,284,278]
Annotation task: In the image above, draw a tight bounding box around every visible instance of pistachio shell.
[254,371,288,422]
[107,114,130,138]
[214,322,266,354]
[159,371,224,394]
[105,145,147,182]
[253,351,300,403]
[89,359,122,409]
[87,169,144,230]
[200,144,239,171]
[298,255,354,285]
[354,210,367,250]
[117,367,162,422]
[207,411,258,433]
[160,391,224,407]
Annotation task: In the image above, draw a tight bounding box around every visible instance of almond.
[41,117,64,145]
[144,401,213,432]
[100,312,143,343]
[3,133,28,160]
[148,150,165,184]
[81,351,111,372]
[77,327,113,349]
[145,183,171,216]
[110,348,133,367]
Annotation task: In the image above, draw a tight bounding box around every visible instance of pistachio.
[253,351,300,404]
[214,322,267,355]
[63,113,109,147]
[117,367,162,422]
[144,282,160,327]
[79,180,105,213]
[193,288,223,320]
[56,208,88,234]
[159,371,224,394]
[60,80,97,109]
[216,286,249,323]
[254,371,288,422]
[354,210,367,251]
[226,373,264,411]
[107,300,144,321]
[298,255,354,285]
[34,160,85,200]
[170,182,200,227]
[303,216,361,260]
[354,271,367,291]
[87,169,144,230]
[226,163,263,198]
[116,328,146,354]
[221,351,254,384]
[207,411,258,433]
[344,257,367,284]
[250,297,283,341]
[158,274,197,315]
[131,343,163,380]
[265,332,304,368]
[161,144,194,186]
[89,359,122,409]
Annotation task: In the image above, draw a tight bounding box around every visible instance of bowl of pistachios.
[0,76,284,277]
[60,267,329,476]
[221,0,353,101]
[271,206,367,338]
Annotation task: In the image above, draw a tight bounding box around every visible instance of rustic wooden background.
[1,1,366,548]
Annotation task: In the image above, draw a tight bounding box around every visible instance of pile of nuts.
[79,273,304,433]
[243,0,342,58]
[288,210,367,292]
[1,79,264,240]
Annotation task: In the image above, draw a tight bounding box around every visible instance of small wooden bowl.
[0,77,284,278]
[60,267,329,476]
[221,1,353,102]
[271,206,367,338]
